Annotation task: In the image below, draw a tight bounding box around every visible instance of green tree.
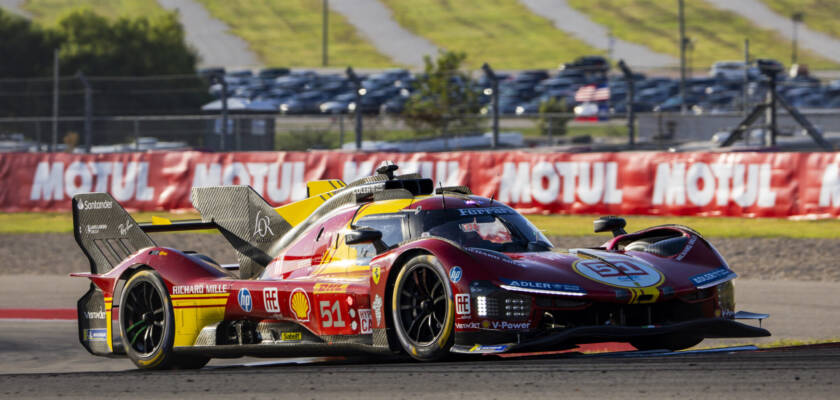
[537,96,572,136]
[402,51,482,136]
[0,9,62,77]
[57,9,198,76]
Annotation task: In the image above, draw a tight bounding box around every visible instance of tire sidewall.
[390,255,455,361]
[118,269,176,369]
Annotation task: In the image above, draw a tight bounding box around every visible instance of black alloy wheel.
[118,270,208,370]
[391,255,454,361]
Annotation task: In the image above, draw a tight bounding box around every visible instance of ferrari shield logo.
[371,265,381,285]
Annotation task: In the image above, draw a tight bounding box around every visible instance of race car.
[71,164,769,370]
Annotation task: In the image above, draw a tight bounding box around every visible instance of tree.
[402,51,482,136]
[537,96,572,137]
[0,9,62,77]
[57,9,198,76]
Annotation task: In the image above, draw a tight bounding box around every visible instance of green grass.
[379,0,602,69]
[762,0,840,39]
[3,211,840,238]
[195,0,394,68]
[567,0,838,69]
[0,211,199,234]
[23,0,168,24]
[527,214,840,239]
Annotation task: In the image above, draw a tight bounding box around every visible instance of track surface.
[1,338,838,399]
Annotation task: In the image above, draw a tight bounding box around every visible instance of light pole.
[322,0,329,67]
[678,0,687,114]
[791,12,803,65]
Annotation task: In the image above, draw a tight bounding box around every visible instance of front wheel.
[119,270,209,369]
[391,255,455,361]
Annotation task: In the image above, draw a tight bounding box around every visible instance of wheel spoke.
[126,320,145,333]
[432,295,445,304]
[130,325,147,346]
[406,311,426,339]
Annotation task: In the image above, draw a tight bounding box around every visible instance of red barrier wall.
[2,151,839,218]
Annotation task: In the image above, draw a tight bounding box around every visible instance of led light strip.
[499,285,587,297]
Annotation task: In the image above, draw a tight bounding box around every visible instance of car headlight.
[716,281,735,318]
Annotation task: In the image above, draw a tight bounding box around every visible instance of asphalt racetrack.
[0,320,837,400]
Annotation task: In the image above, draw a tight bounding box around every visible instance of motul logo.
[192,162,306,202]
[652,162,776,207]
[498,161,623,205]
[30,161,154,201]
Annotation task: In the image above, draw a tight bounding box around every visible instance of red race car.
[72,164,769,369]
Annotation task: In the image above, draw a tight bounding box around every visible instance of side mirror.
[345,227,383,245]
[594,216,627,237]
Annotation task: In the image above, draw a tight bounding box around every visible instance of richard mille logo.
[254,210,275,238]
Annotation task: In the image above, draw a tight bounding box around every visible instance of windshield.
[420,207,553,253]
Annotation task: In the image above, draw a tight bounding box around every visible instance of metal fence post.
[134,119,140,151]
[78,72,93,153]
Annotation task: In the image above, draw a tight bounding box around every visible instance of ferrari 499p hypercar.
[71,164,769,369]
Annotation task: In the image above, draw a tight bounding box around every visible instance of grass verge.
[3,211,840,238]
[762,0,840,39]
[566,0,838,69]
[379,0,601,69]
[23,0,168,24]
[196,0,394,68]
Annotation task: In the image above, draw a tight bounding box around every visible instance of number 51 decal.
[319,300,346,328]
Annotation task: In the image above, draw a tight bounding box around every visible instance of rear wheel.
[119,270,209,369]
[391,255,455,361]
[630,335,703,351]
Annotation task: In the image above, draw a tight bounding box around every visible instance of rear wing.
[72,193,158,275]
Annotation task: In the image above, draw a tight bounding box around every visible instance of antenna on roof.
[490,190,496,205]
[438,181,446,209]
[376,162,399,180]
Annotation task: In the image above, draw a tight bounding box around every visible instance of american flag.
[574,84,610,102]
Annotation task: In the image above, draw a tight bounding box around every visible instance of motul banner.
[2,151,839,218]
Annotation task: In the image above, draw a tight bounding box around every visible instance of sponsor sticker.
[238,288,253,312]
[84,328,107,342]
[675,235,698,261]
[501,279,585,294]
[253,210,275,239]
[690,267,736,287]
[264,287,280,313]
[281,332,302,341]
[313,283,349,294]
[456,321,480,329]
[359,308,372,334]
[83,308,106,320]
[572,257,663,288]
[117,218,133,235]
[449,266,463,283]
[77,200,113,210]
[455,293,470,315]
[457,207,512,216]
[469,344,509,353]
[372,294,383,325]
[172,283,230,295]
[85,224,107,234]
[290,288,311,322]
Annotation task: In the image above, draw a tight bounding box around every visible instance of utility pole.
[322,0,329,67]
[618,60,636,147]
[78,72,93,153]
[481,63,499,148]
[51,48,59,152]
[743,38,750,115]
[791,12,803,65]
[678,0,687,114]
[346,67,363,150]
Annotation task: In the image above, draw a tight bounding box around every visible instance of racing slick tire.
[119,270,208,370]
[391,255,455,361]
[630,334,703,352]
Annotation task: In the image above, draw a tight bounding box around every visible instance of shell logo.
[290,288,310,322]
